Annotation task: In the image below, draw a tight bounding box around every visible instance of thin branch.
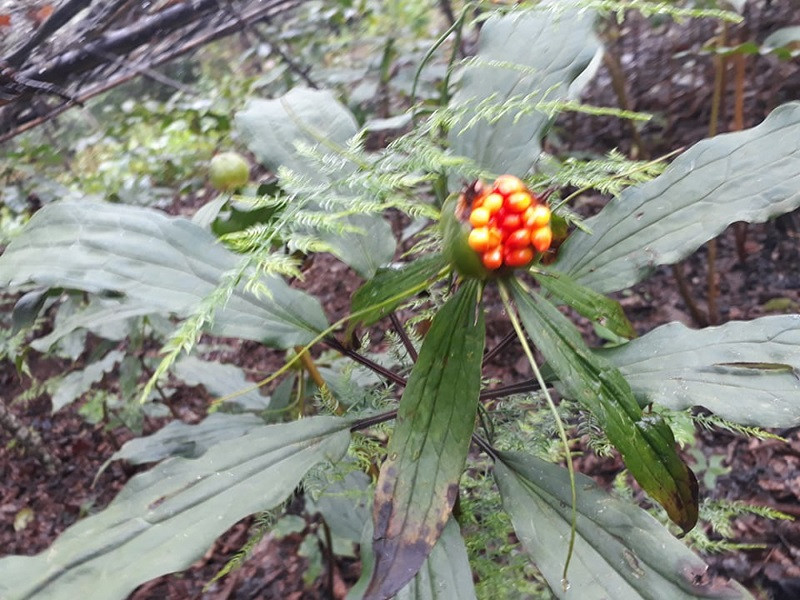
[4,0,93,69]
[0,0,301,142]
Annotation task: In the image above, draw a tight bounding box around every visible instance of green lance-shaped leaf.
[172,356,272,411]
[52,349,126,411]
[534,267,636,339]
[235,87,395,278]
[554,102,800,294]
[351,518,477,600]
[349,253,449,330]
[0,201,328,348]
[366,280,485,600]
[0,417,351,600]
[494,451,752,600]
[509,280,698,531]
[448,4,601,179]
[105,412,267,467]
[599,315,800,428]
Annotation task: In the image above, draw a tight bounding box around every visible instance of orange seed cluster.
[466,175,552,270]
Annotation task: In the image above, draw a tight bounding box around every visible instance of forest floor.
[2,2,800,599]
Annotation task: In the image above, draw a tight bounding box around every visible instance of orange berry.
[505,247,534,267]
[469,207,491,227]
[531,227,553,253]
[500,213,522,231]
[526,204,551,228]
[483,193,503,214]
[482,246,503,270]
[506,192,532,213]
[506,228,531,249]
[522,206,535,224]
[487,227,503,248]
[493,174,526,196]
[468,227,491,252]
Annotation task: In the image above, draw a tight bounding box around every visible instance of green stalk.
[498,280,577,586]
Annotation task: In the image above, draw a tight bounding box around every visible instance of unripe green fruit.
[441,195,492,280]
[209,151,250,191]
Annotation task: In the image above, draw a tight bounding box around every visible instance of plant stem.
[350,409,398,432]
[389,313,418,362]
[732,52,748,263]
[602,43,646,158]
[705,22,729,326]
[324,337,407,388]
[319,517,336,598]
[671,263,709,327]
[471,433,498,460]
[482,330,516,366]
[498,282,577,583]
[480,378,539,401]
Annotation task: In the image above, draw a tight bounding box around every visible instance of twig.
[4,0,93,69]
[0,0,301,142]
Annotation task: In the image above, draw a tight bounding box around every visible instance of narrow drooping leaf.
[510,281,698,531]
[494,451,752,600]
[448,5,600,178]
[30,297,154,351]
[600,316,800,427]
[173,356,271,411]
[349,253,448,329]
[0,417,351,600]
[534,267,636,339]
[11,289,51,334]
[235,87,395,278]
[105,412,266,466]
[350,519,477,600]
[366,281,485,600]
[554,102,800,293]
[52,350,126,411]
[0,202,328,348]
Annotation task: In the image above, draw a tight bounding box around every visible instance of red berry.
[505,247,534,267]
[506,228,531,249]
[500,213,522,231]
[482,246,503,270]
